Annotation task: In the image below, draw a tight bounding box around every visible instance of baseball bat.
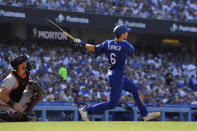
[45,19,75,40]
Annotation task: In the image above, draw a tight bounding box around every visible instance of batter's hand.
[13,103,24,113]
[74,38,85,47]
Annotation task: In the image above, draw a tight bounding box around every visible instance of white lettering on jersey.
[108,45,121,51]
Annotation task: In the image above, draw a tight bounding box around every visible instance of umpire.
[0,54,43,121]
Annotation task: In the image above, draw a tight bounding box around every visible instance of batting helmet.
[113,24,131,38]
[10,55,29,70]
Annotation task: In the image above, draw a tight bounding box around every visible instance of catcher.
[0,54,43,122]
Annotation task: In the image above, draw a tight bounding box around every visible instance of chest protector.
[10,70,29,103]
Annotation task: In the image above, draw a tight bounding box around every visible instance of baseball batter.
[74,24,160,121]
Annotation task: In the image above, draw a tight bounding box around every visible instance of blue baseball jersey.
[95,40,134,73]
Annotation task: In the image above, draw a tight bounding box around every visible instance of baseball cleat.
[143,112,161,121]
[79,108,89,121]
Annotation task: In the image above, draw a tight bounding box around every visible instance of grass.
[0,121,197,131]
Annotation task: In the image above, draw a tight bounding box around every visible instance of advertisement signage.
[28,26,69,41]
[0,5,197,37]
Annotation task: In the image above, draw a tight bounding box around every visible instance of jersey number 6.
[110,53,116,65]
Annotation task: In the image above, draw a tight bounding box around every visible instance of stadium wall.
[12,23,27,40]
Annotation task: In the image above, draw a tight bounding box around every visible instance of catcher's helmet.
[10,55,29,70]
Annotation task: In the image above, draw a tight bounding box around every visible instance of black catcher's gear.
[0,111,31,122]
[29,81,43,101]
[25,81,43,113]
[10,70,30,103]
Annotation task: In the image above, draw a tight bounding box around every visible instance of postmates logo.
[170,23,197,33]
[55,13,89,24]
[55,13,65,23]
[115,19,146,29]
[0,9,26,18]
[66,15,89,24]
[170,24,178,32]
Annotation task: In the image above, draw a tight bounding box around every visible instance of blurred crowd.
[1,0,197,22]
[0,38,197,108]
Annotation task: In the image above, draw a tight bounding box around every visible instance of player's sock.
[79,107,89,121]
[143,112,161,121]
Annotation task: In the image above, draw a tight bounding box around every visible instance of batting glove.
[74,38,85,47]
